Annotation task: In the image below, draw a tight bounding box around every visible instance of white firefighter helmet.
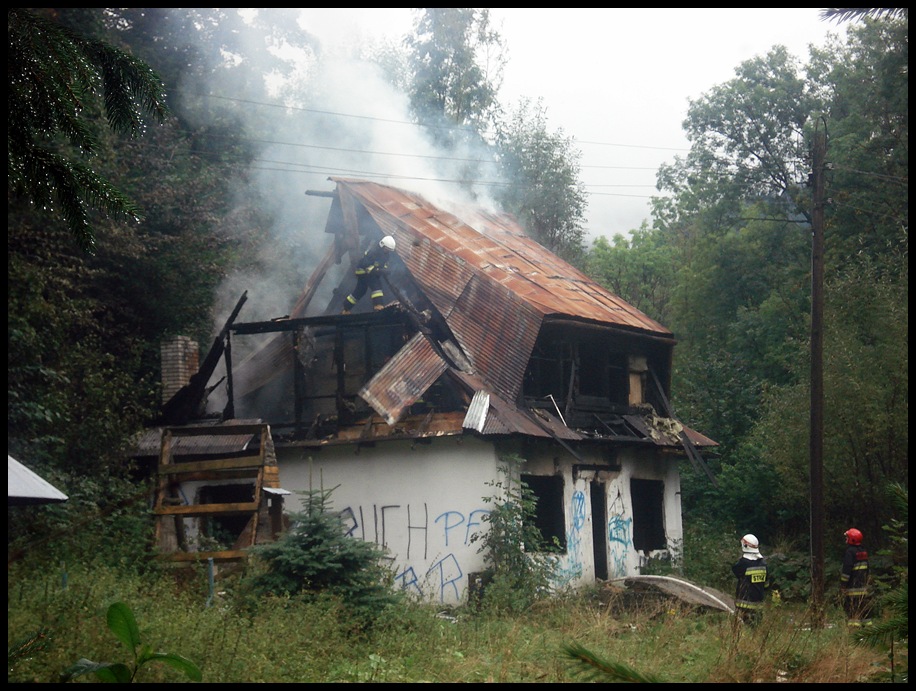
[379,235,396,251]
[741,534,760,554]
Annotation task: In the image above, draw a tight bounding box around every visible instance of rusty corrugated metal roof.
[333,178,672,406]
[202,179,714,454]
[333,178,671,335]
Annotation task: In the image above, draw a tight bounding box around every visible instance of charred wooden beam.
[158,291,248,425]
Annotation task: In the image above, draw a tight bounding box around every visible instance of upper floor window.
[523,333,629,410]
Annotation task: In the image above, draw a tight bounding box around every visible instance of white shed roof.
[8,455,68,506]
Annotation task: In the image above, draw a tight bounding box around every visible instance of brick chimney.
[160,336,199,404]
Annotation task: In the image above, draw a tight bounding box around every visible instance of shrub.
[470,455,560,614]
[241,486,402,630]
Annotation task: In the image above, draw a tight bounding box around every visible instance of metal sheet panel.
[360,332,449,425]
[133,422,260,458]
[446,274,541,403]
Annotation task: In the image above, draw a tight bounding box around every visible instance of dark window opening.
[577,340,628,405]
[521,474,567,552]
[630,479,665,551]
[523,340,573,402]
[523,333,631,412]
[197,484,255,550]
[590,480,608,580]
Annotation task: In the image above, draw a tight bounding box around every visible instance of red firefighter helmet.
[845,528,863,545]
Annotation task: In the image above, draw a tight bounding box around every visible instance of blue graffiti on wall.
[338,503,489,602]
[394,565,424,596]
[607,515,633,578]
[426,553,464,602]
[435,508,489,546]
[571,490,587,531]
[554,490,586,585]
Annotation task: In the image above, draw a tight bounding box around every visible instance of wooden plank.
[243,426,269,547]
[155,429,181,553]
[157,470,260,483]
[157,550,249,562]
[262,464,280,488]
[153,501,259,516]
[158,292,249,426]
[157,455,264,475]
[291,240,338,318]
[165,423,266,438]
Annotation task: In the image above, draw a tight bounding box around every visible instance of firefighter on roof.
[341,235,396,314]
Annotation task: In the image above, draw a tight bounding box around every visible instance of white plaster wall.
[556,467,593,587]
[276,436,500,605]
[663,459,684,569]
[518,445,597,590]
[264,435,683,605]
[512,443,684,585]
[606,450,684,577]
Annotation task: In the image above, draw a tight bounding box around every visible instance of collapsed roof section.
[165,178,715,468]
[334,178,673,406]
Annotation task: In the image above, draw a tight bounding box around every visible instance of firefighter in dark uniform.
[732,533,768,626]
[341,235,396,314]
[840,527,871,627]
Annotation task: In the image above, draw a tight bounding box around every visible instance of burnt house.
[147,177,716,604]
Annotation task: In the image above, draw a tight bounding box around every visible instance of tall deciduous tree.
[404,8,504,139]
[641,15,908,548]
[650,45,826,458]
[806,16,908,267]
[7,8,169,252]
[400,10,588,260]
[656,45,816,233]
[584,226,675,325]
[401,7,506,204]
[749,253,908,540]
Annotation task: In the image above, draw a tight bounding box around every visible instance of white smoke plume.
[179,9,502,415]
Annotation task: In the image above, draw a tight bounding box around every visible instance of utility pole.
[809,123,826,623]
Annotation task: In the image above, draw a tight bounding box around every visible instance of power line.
[575,139,687,152]
[243,164,661,198]
[160,128,664,174]
[209,92,690,154]
[124,138,662,196]
[829,164,907,183]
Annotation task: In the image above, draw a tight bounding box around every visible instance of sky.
[292,8,849,241]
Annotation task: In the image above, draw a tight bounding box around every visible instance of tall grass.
[8,556,895,683]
